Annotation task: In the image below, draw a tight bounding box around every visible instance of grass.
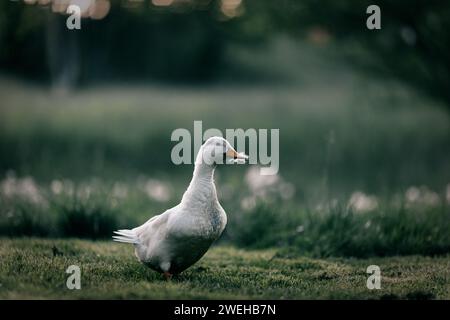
[0,238,449,299]
[1,172,450,258]
[229,203,450,258]
[2,172,450,257]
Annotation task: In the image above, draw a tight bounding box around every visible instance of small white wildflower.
[405,186,420,203]
[1,174,16,197]
[405,186,440,207]
[279,182,295,200]
[422,190,440,206]
[245,166,279,196]
[144,179,171,202]
[244,166,296,202]
[1,175,47,206]
[348,191,378,213]
[240,196,256,211]
[63,179,75,196]
[51,180,63,195]
[77,184,92,200]
[112,182,128,199]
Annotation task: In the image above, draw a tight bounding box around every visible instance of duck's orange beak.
[226,148,248,160]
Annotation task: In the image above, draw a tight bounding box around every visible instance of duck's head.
[197,136,248,166]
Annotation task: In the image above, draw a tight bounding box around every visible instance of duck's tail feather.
[112,229,139,244]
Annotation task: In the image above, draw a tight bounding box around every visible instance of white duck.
[113,136,247,279]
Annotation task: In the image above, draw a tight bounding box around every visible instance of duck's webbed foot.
[160,262,172,281]
[163,272,173,281]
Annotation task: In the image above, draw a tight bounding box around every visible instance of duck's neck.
[182,163,217,205]
[192,162,215,185]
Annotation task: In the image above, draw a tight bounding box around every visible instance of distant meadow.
[1,73,449,259]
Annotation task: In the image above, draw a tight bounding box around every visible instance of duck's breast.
[171,201,227,240]
[163,205,226,273]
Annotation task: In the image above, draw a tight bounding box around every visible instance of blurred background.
[0,0,449,258]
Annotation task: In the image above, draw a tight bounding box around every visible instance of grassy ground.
[0,238,449,299]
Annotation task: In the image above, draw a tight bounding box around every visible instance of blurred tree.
[0,0,227,88]
[241,0,450,108]
[46,12,81,92]
[0,0,449,109]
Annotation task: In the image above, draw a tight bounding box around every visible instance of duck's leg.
[163,272,173,281]
[160,262,172,281]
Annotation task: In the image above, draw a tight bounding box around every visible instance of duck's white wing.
[113,206,178,245]
[133,209,172,242]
